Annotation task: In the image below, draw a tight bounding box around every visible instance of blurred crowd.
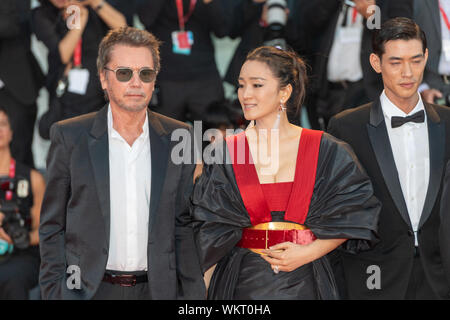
[0,0,449,299]
[2,0,435,170]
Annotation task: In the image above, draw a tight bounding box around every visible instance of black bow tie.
[391,110,425,128]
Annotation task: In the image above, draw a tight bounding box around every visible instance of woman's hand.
[261,238,347,273]
[261,242,313,273]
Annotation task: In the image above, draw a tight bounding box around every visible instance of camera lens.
[266,0,287,31]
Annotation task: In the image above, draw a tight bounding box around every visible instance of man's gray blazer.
[38,105,205,300]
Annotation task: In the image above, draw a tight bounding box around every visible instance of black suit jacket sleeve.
[327,115,341,140]
[32,7,63,64]
[175,163,206,299]
[198,0,229,38]
[0,0,20,39]
[137,0,166,30]
[385,0,413,19]
[302,0,340,35]
[440,160,450,289]
[228,0,262,39]
[39,123,71,300]
[174,130,206,299]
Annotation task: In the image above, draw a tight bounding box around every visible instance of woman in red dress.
[191,46,381,299]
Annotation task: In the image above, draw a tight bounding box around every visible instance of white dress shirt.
[380,91,430,246]
[106,105,151,271]
[327,5,364,82]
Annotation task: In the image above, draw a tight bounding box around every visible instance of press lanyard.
[175,0,197,31]
[342,6,358,26]
[440,2,450,31]
[6,159,16,201]
[73,39,82,68]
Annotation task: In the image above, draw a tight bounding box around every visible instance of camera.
[264,0,288,49]
[1,203,30,250]
[266,0,287,29]
[0,178,30,252]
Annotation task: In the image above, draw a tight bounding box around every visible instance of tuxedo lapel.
[366,100,412,228]
[87,105,111,248]
[147,111,170,235]
[419,103,445,228]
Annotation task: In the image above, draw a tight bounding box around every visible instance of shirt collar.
[380,90,426,121]
[107,104,149,141]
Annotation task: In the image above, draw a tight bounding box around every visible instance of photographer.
[224,0,304,90]
[32,0,126,139]
[0,107,46,300]
[305,0,413,130]
[0,0,44,168]
[137,0,229,123]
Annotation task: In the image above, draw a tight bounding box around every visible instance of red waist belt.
[236,222,316,254]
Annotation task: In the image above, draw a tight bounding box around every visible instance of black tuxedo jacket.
[328,100,450,299]
[39,106,205,300]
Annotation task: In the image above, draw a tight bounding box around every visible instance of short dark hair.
[97,27,161,75]
[372,17,427,58]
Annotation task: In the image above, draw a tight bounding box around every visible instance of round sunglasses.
[104,67,157,83]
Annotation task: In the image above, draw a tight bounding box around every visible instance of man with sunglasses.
[38,26,206,300]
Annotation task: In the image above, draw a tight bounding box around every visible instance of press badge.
[17,179,29,198]
[67,68,90,95]
[172,31,194,55]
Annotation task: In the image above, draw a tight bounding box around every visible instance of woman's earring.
[273,102,286,130]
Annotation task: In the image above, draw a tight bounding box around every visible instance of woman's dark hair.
[372,17,427,58]
[244,46,308,115]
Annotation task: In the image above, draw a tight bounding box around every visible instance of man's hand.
[354,0,376,19]
[421,88,444,104]
[0,212,13,244]
[204,0,213,4]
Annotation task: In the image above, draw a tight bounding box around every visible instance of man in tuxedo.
[38,27,205,300]
[328,17,450,299]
